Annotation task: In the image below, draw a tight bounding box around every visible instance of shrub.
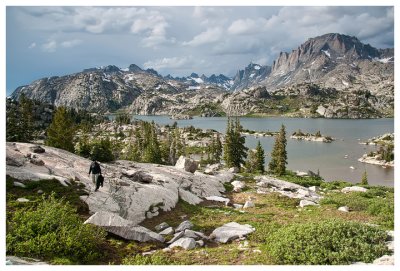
[90,137,115,162]
[265,219,389,265]
[320,180,353,190]
[320,191,394,229]
[122,253,174,265]
[6,193,106,264]
[279,171,323,187]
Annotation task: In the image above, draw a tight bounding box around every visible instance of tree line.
[6,96,290,175]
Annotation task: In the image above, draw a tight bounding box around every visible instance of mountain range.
[10,33,394,118]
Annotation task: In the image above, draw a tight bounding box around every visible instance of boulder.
[196,240,204,247]
[338,206,349,212]
[123,170,153,183]
[175,156,198,173]
[6,156,24,167]
[204,164,222,175]
[175,220,194,232]
[341,186,368,193]
[309,186,319,192]
[243,201,255,209]
[13,181,26,188]
[167,231,185,244]
[228,167,239,173]
[30,158,45,166]
[231,180,246,192]
[169,237,196,250]
[299,200,317,208]
[205,196,230,206]
[159,227,174,235]
[233,204,243,209]
[30,145,45,153]
[210,222,255,243]
[84,211,164,243]
[184,229,208,240]
[155,222,170,232]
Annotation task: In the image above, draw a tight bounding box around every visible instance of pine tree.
[269,124,287,176]
[6,95,35,142]
[255,140,265,173]
[19,94,35,141]
[46,107,76,152]
[90,137,115,162]
[223,117,247,169]
[233,118,248,168]
[361,170,368,185]
[212,134,223,163]
[245,149,257,173]
[223,117,234,167]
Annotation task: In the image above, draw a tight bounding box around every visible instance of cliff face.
[264,33,394,93]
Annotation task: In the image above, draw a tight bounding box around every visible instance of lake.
[131,115,394,187]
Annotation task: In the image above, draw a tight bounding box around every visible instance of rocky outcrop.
[6,142,234,226]
[6,256,48,265]
[169,237,197,250]
[255,175,322,203]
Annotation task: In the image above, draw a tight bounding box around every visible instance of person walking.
[88,159,102,191]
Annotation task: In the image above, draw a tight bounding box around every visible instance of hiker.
[88,159,102,191]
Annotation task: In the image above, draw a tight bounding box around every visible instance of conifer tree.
[361,170,368,185]
[212,134,223,163]
[90,136,114,162]
[46,107,76,152]
[269,124,287,176]
[255,140,265,173]
[223,117,234,167]
[245,149,257,173]
[19,94,35,141]
[232,118,248,168]
[223,117,247,169]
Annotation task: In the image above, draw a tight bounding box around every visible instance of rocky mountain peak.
[129,64,143,73]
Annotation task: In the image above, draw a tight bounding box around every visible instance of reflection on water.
[130,115,394,187]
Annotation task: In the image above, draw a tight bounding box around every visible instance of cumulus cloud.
[28,42,36,49]
[228,18,267,35]
[17,7,175,48]
[183,27,223,46]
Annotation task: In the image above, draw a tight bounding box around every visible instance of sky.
[6,6,394,95]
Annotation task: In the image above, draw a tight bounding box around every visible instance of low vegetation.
[265,219,389,264]
[6,171,393,265]
[6,193,107,264]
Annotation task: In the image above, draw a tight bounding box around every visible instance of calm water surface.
[132,115,394,187]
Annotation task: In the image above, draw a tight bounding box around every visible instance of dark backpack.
[98,174,104,187]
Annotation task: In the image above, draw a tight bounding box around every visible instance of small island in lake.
[358,133,394,167]
[290,130,334,143]
[241,128,278,137]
